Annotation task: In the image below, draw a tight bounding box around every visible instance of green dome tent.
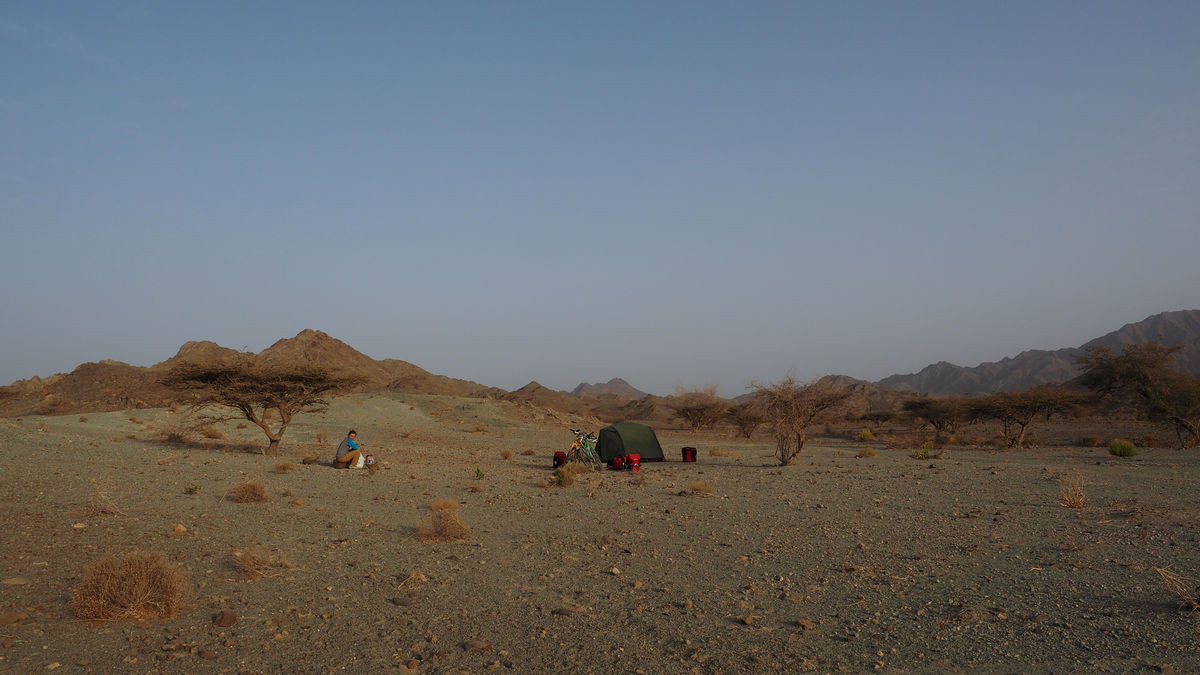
[595,423,665,462]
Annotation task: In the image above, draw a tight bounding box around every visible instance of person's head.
[347,430,357,439]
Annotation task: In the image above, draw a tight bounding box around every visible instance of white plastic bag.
[353,454,365,469]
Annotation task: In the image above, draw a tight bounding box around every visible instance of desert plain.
[1,392,1198,673]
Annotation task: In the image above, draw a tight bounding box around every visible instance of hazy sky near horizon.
[2,2,1198,397]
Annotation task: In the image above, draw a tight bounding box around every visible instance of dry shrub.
[70,551,190,622]
[200,425,224,439]
[687,481,715,496]
[429,498,459,512]
[856,447,877,458]
[36,421,48,433]
[854,429,875,442]
[1077,435,1104,448]
[1058,471,1086,508]
[549,462,588,487]
[232,546,294,579]
[273,462,296,474]
[468,422,489,433]
[128,417,142,425]
[520,449,535,456]
[226,481,268,503]
[78,416,88,423]
[709,449,739,458]
[500,449,514,460]
[416,509,470,542]
[1154,567,1200,611]
[236,422,248,430]
[1109,439,1138,457]
[156,423,191,444]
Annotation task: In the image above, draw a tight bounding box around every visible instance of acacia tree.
[161,360,362,455]
[969,386,1089,447]
[668,385,729,432]
[1077,343,1200,449]
[726,401,765,438]
[752,377,859,465]
[902,396,971,435]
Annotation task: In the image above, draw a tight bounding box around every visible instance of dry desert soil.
[2,393,1198,673]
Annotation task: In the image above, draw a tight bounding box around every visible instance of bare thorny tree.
[752,377,860,465]
[160,360,363,455]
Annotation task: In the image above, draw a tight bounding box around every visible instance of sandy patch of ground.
[1,394,1198,672]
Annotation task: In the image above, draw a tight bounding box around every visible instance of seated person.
[332,430,361,468]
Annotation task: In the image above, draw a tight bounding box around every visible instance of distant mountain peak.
[570,377,647,398]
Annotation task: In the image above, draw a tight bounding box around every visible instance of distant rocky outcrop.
[877,310,1200,395]
[570,377,647,399]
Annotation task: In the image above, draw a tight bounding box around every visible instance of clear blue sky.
[2,2,1197,396]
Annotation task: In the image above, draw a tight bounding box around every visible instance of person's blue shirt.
[346,437,358,451]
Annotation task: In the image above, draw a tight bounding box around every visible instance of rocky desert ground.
[1,393,1198,673]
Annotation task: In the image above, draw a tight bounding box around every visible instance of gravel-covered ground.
[2,394,1198,673]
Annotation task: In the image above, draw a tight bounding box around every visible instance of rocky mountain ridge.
[877,310,1200,395]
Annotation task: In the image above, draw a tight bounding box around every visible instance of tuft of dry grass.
[231,546,295,579]
[200,425,224,439]
[226,481,268,503]
[856,447,877,458]
[84,481,125,517]
[520,449,535,456]
[273,462,296,474]
[416,509,471,542]
[70,551,190,622]
[548,462,589,487]
[468,422,489,433]
[1154,566,1199,611]
[500,449,514,460]
[429,498,459,512]
[854,429,876,442]
[396,570,428,591]
[78,416,88,423]
[1058,471,1086,508]
[687,481,716,497]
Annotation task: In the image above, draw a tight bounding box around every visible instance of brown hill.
[0,330,501,417]
[502,381,595,417]
[570,378,647,399]
[877,309,1200,395]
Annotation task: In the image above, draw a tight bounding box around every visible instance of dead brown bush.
[200,425,224,439]
[416,509,470,542]
[520,449,535,456]
[468,422,489,433]
[70,551,190,622]
[500,449,514,460]
[226,481,268,503]
[429,498,459,511]
[686,481,715,496]
[273,463,296,474]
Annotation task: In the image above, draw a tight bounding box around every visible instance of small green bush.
[1109,439,1138,457]
[854,429,876,442]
